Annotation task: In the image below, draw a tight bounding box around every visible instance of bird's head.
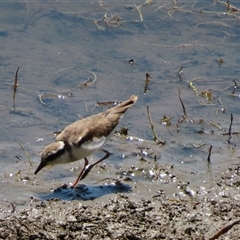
[34,141,66,174]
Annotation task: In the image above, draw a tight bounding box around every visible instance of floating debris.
[128,59,135,66]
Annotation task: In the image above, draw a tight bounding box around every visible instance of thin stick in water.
[227,113,233,144]
[178,66,183,82]
[147,106,164,144]
[13,67,20,109]
[133,2,143,21]
[232,79,237,94]
[178,87,187,117]
[207,145,212,164]
[18,142,32,166]
[144,73,151,94]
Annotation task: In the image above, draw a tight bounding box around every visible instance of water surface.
[0,0,240,203]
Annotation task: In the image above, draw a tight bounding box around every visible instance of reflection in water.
[38,182,131,201]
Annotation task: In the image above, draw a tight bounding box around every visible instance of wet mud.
[1,162,240,240]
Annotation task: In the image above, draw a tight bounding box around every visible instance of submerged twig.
[96,100,119,106]
[92,19,106,31]
[38,92,65,106]
[38,93,47,106]
[217,0,240,12]
[144,73,151,94]
[67,72,97,93]
[13,67,20,109]
[232,80,237,94]
[207,145,212,164]
[209,120,222,130]
[227,0,230,10]
[218,97,225,113]
[178,87,187,117]
[132,34,228,48]
[228,113,233,135]
[80,72,97,89]
[18,142,32,166]
[221,114,238,142]
[23,4,46,30]
[178,66,183,82]
[147,106,164,144]
[227,113,233,144]
[56,66,75,74]
[194,21,233,29]
[134,2,143,21]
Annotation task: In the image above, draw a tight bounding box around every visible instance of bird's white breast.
[47,136,107,166]
[71,136,107,160]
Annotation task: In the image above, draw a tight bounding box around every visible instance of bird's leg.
[80,149,110,181]
[72,157,89,187]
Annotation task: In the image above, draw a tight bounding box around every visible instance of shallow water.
[0,0,240,203]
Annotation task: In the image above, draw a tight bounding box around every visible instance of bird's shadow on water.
[37,182,132,201]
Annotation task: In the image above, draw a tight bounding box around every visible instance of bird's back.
[55,95,138,146]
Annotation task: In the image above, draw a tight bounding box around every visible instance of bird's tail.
[109,95,138,115]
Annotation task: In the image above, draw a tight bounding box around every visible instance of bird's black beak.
[34,161,46,175]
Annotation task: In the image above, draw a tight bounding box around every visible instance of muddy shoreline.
[1,165,240,240]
